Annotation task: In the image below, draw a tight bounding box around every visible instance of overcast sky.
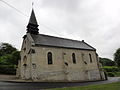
[0,0,120,60]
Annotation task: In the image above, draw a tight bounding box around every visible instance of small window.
[32,63,36,69]
[47,52,53,65]
[23,48,26,51]
[72,53,76,64]
[31,49,35,53]
[89,54,92,63]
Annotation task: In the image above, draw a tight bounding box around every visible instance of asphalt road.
[0,77,120,90]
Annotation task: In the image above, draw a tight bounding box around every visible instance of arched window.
[89,54,92,63]
[47,52,53,64]
[72,53,76,64]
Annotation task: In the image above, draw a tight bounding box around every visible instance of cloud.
[0,0,120,59]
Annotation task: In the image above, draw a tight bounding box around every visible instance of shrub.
[0,65,16,75]
[103,66,120,72]
[107,72,115,77]
[114,72,120,77]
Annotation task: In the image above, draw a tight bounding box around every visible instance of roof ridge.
[37,34,83,42]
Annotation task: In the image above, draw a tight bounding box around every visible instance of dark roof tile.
[30,34,96,51]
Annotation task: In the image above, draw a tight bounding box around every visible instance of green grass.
[102,66,117,68]
[46,82,120,90]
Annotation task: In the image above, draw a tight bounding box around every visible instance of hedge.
[103,67,120,72]
[107,72,115,77]
[0,65,16,75]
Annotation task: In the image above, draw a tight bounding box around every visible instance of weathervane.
[32,2,34,8]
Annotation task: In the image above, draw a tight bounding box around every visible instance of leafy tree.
[114,48,120,68]
[11,51,20,65]
[0,43,20,74]
[0,43,20,65]
[0,54,13,65]
[0,43,16,56]
[99,57,115,66]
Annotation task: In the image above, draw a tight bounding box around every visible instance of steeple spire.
[27,9,39,34]
[29,9,38,25]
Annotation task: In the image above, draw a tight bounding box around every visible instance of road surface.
[0,77,120,90]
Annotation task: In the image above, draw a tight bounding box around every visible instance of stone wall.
[27,46,102,81]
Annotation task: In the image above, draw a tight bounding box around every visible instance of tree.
[114,48,120,68]
[0,43,16,56]
[0,54,13,65]
[0,43,20,65]
[99,57,115,66]
[11,51,20,65]
[0,43,20,74]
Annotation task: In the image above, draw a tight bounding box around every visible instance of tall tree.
[114,48,120,68]
[0,43,16,56]
[0,43,20,65]
[99,57,115,66]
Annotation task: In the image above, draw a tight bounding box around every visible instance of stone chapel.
[17,9,106,82]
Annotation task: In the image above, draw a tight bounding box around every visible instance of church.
[17,9,105,82]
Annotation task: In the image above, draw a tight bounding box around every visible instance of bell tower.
[27,9,39,34]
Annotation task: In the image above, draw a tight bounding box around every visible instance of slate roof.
[30,34,96,51]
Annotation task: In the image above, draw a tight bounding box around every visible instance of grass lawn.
[103,66,117,68]
[46,82,120,90]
